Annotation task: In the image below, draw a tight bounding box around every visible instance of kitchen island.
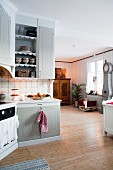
[16,98,61,147]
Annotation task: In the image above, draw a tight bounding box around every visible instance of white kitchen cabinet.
[17,104,60,142]
[17,100,61,146]
[15,14,37,27]
[41,105,60,138]
[0,1,16,66]
[103,102,113,136]
[38,26,55,79]
[0,6,11,65]
[15,15,55,79]
[17,106,41,142]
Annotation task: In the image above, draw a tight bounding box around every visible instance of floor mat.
[0,158,51,170]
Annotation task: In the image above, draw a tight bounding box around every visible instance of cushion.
[87,101,97,107]
[78,100,97,107]
[78,100,84,106]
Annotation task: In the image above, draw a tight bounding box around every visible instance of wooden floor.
[1,105,113,170]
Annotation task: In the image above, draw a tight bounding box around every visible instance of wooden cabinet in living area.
[0,1,16,66]
[53,79,71,104]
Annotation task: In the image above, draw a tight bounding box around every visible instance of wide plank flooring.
[1,105,113,170]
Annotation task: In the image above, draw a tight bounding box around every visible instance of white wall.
[55,62,72,79]
[72,50,113,83]
[72,59,87,85]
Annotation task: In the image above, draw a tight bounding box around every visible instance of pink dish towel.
[36,111,48,134]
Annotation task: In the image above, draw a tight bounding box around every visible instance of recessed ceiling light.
[72,44,76,47]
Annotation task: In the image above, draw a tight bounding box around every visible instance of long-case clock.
[102,60,113,100]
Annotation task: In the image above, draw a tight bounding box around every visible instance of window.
[86,59,103,95]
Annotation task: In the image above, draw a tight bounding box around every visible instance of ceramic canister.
[23,58,29,64]
[30,58,35,64]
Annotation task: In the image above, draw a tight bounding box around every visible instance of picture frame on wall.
[55,68,66,79]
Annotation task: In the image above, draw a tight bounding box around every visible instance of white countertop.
[0,102,16,110]
[102,99,113,106]
[16,98,62,108]
[16,98,61,104]
[0,98,61,109]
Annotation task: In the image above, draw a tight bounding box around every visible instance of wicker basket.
[20,46,31,52]
[17,70,30,77]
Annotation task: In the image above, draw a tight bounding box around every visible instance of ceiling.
[10,0,113,62]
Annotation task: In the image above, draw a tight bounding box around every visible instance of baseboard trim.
[18,136,61,147]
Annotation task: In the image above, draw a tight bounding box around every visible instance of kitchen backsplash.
[0,77,51,100]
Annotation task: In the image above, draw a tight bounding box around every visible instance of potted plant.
[72,83,85,108]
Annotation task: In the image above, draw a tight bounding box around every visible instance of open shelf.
[15,64,37,67]
[15,34,37,40]
[15,51,36,56]
[15,24,37,78]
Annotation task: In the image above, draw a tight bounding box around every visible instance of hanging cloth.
[36,111,48,134]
